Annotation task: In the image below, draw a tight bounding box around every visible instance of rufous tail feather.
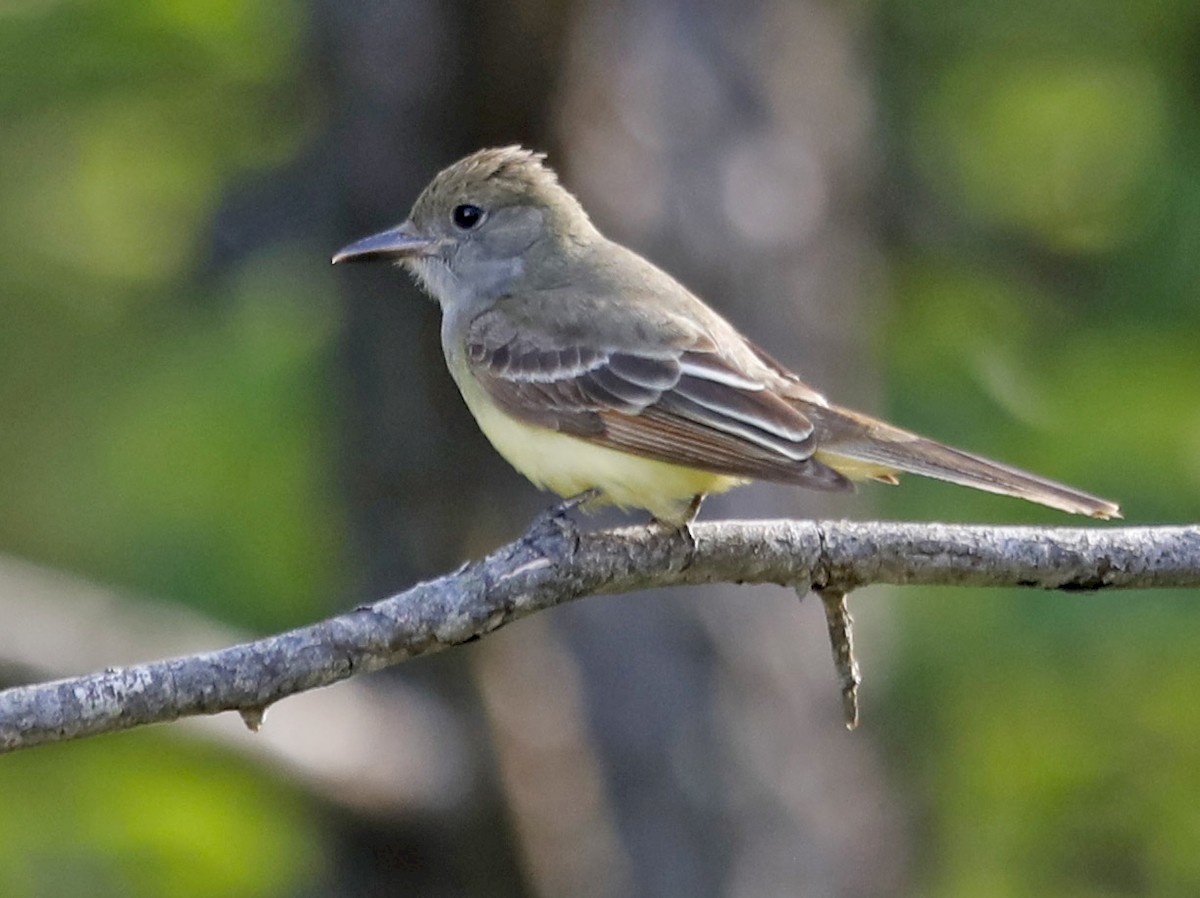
[812,408,1120,519]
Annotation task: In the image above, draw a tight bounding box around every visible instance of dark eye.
[452,204,484,230]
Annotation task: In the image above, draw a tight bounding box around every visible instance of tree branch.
[0,553,473,811]
[2,518,1197,753]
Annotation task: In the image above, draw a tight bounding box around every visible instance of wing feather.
[464,309,851,491]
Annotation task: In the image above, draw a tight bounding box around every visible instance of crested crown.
[412,146,589,228]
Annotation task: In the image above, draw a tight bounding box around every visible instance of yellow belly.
[458,374,744,523]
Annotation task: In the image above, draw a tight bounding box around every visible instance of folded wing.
[464,310,852,492]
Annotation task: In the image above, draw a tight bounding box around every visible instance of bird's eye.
[452,204,484,230]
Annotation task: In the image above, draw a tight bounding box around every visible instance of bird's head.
[333,146,595,306]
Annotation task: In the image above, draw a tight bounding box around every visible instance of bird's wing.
[463,306,852,490]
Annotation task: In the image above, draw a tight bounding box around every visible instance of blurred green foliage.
[878,0,1200,894]
[0,0,338,630]
[1,1,336,893]
[0,730,325,898]
[1,0,1198,894]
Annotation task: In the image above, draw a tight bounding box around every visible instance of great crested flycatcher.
[333,146,1119,525]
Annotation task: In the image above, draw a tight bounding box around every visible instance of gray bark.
[0,554,472,814]
[3,520,1194,754]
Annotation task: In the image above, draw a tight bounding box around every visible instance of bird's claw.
[524,488,601,547]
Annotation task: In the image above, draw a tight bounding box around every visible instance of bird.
[333,146,1120,527]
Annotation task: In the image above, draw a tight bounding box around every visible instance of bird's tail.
[809,406,1121,519]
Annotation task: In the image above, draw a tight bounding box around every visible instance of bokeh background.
[1,0,1198,895]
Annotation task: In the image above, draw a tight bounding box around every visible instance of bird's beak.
[331,223,439,264]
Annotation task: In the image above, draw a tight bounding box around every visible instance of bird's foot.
[525,489,601,547]
[548,488,602,519]
[648,494,704,568]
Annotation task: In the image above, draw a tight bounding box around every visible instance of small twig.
[0,520,1197,753]
[815,587,860,729]
[238,705,268,732]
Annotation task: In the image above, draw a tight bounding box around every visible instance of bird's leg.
[649,494,705,566]
[649,493,705,533]
[552,487,602,517]
[526,488,601,539]
[530,492,600,533]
